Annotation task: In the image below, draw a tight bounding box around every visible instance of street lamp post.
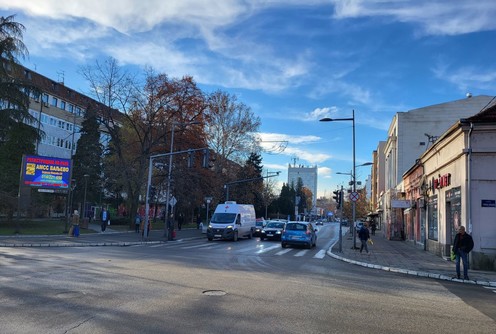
[321,110,357,248]
[164,120,199,240]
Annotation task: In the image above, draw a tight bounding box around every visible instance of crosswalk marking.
[275,249,292,256]
[294,250,308,257]
[256,244,281,254]
[144,240,327,259]
[314,249,327,259]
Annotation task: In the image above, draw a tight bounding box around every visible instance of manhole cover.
[203,290,227,296]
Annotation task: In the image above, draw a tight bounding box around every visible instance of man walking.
[100,207,110,232]
[358,224,370,254]
[453,226,474,280]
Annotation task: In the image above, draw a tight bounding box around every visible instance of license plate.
[214,234,222,238]
[291,236,301,240]
[267,233,273,236]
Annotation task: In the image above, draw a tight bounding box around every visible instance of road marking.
[294,250,308,257]
[482,286,496,293]
[256,244,281,254]
[275,249,292,256]
[313,249,326,259]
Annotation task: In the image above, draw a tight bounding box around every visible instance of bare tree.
[205,90,261,166]
[80,60,207,222]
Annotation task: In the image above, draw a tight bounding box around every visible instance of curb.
[326,247,496,287]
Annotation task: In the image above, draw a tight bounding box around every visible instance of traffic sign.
[349,192,360,202]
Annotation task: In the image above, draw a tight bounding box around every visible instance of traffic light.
[333,190,341,207]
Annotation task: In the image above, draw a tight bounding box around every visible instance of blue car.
[281,221,317,249]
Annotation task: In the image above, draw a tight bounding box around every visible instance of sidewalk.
[328,227,496,287]
[0,224,205,247]
[1,224,495,287]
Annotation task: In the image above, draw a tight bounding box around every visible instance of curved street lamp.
[320,110,357,249]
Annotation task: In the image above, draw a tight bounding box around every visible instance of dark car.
[254,218,266,237]
[260,221,286,241]
[281,221,317,249]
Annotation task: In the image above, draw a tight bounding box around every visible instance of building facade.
[402,104,496,270]
[379,95,494,240]
[287,164,318,211]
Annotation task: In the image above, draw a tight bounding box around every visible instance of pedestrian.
[453,225,474,280]
[196,214,202,230]
[72,210,80,237]
[178,213,184,231]
[370,221,377,236]
[134,213,141,233]
[100,207,110,232]
[358,224,370,254]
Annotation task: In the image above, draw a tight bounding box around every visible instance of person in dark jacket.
[453,226,474,280]
[100,207,110,232]
[358,225,370,254]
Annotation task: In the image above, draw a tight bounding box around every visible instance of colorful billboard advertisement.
[22,155,71,189]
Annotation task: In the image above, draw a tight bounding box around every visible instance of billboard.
[22,155,72,190]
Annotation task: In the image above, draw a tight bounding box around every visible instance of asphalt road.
[1,224,495,333]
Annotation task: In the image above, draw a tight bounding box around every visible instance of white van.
[207,201,256,241]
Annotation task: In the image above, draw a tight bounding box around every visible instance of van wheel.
[248,230,253,239]
[233,231,238,242]
[207,237,213,241]
[282,242,287,248]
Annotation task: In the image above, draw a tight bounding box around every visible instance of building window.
[60,101,66,110]
[51,97,58,107]
[428,195,438,241]
[68,104,74,113]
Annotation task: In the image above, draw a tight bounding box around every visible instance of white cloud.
[432,63,496,93]
[258,132,321,144]
[318,166,332,178]
[330,0,496,36]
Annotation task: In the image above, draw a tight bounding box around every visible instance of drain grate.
[202,290,227,296]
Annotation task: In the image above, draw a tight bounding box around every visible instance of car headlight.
[208,224,212,229]
[276,231,281,234]
[226,225,233,229]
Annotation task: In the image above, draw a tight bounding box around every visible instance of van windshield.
[211,213,237,224]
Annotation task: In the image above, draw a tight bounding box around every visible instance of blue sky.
[2,1,496,198]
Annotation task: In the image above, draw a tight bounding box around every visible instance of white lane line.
[275,249,292,256]
[256,244,281,254]
[294,250,309,257]
[313,249,326,259]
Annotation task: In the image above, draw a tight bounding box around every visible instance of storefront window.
[428,195,438,241]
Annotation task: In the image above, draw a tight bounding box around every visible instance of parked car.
[281,221,317,249]
[260,221,286,241]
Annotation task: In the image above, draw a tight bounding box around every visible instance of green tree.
[274,183,295,219]
[232,152,263,209]
[0,15,39,219]
[71,107,104,212]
